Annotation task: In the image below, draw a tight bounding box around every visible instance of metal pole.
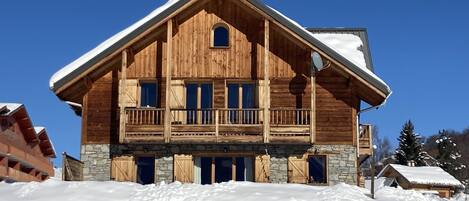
[371,153,375,199]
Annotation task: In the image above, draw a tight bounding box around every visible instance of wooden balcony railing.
[359,124,373,155]
[0,140,54,176]
[122,108,314,144]
[6,167,40,182]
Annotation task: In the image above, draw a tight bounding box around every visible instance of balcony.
[358,124,373,155]
[5,167,40,182]
[123,108,312,144]
[0,140,54,176]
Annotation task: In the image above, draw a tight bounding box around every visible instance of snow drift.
[0,179,466,201]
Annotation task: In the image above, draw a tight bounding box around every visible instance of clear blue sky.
[1,0,468,166]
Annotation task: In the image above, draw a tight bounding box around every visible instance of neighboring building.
[0,103,56,182]
[378,164,464,198]
[49,0,391,185]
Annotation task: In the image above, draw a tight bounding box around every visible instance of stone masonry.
[81,144,111,181]
[82,143,357,185]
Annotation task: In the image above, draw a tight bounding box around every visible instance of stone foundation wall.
[80,144,111,181]
[107,144,357,185]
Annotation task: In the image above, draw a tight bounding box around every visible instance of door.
[137,157,155,185]
[174,154,194,183]
[111,156,136,182]
[255,155,270,183]
[186,83,213,124]
[227,83,257,124]
[288,155,308,183]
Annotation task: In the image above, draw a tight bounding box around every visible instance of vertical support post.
[263,19,270,143]
[119,49,128,143]
[164,19,173,143]
[215,109,219,142]
[310,65,316,144]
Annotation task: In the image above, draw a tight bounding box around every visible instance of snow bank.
[0,180,466,201]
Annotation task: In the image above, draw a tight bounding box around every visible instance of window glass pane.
[242,84,255,109]
[201,157,212,185]
[140,83,157,107]
[235,157,245,181]
[201,84,213,124]
[186,84,198,124]
[308,156,327,184]
[215,157,232,183]
[213,26,229,47]
[137,157,155,185]
[227,84,239,123]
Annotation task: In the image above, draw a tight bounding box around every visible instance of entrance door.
[136,157,155,185]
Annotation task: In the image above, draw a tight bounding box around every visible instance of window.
[308,155,327,184]
[212,24,229,48]
[140,82,158,107]
[227,83,257,124]
[137,157,155,185]
[193,156,253,184]
[186,83,213,124]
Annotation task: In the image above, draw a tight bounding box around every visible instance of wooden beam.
[164,19,173,143]
[119,49,128,143]
[263,19,270,143]
[310,62,316,144]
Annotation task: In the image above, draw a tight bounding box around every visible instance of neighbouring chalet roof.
[49,0,391,99]
[35,127,57,158]
[378,164,464,189]
[0,103,56,158]
[0,103,23,116]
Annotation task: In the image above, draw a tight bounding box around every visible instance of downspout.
[356,91,392,158]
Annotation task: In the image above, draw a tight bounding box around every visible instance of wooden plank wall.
[82,70,119,144]
[81,0,360,145]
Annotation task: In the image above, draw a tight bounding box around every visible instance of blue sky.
[1,0,468,166]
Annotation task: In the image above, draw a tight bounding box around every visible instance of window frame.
[210,23,230,49]
[138,80,159,108]
[224,81,259,109]
[307,154,328,185]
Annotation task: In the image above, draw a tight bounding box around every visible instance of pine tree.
[436,130,466,179]
[395,120,425,166]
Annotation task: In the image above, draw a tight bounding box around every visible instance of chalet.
[0,103,56,182]
[377,164,464,198]
[49,0,391,185]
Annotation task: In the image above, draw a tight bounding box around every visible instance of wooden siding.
[82,70,119,144]
[80,0,362,146]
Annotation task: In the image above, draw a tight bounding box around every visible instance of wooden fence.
[62,152,84,181]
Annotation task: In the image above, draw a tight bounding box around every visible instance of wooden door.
[174,154,194,183]
[254,155,270,182]
[111,156,136,182]
[288,155,308,183]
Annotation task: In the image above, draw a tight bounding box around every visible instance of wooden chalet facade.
[0,103,56,182]
[50,0,391,185]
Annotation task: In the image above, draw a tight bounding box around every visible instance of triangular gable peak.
[50,0,391,106]
[35,127,57,158]
[0,103,38,144]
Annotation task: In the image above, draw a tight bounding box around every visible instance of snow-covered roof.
[378,164,464,188]
[0,103,23,116]
[49,0,391,99]
[34,126,46,135]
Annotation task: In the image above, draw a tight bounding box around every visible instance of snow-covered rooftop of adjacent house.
[50,0,391,96]
[0,180,466,201]
[0,103,23,116]
[379,164,464,188]
[34,126,45,135]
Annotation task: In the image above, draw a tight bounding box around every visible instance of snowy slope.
[0,180,466,201]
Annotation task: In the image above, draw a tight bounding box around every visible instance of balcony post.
[215,109,219,142]
[310,57,316,144]
[164,19,173,143]
[119,49,128,143]
[263,19,270,143]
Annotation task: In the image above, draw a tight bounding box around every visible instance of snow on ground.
[0,180,467,201]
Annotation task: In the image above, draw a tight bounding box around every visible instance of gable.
[49,0,391,106]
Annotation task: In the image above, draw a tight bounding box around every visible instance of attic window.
[212,23,229,48]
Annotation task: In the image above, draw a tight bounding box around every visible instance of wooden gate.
[255,155,270,182]
[111,156,136,182]
[174,154,194,183]
[62,152,84,181]
[288,155,308,183]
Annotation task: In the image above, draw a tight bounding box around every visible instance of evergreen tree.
[435,130,466,178]
[395,120,425,166]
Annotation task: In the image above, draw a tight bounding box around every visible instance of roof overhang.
[50,0,391,105]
